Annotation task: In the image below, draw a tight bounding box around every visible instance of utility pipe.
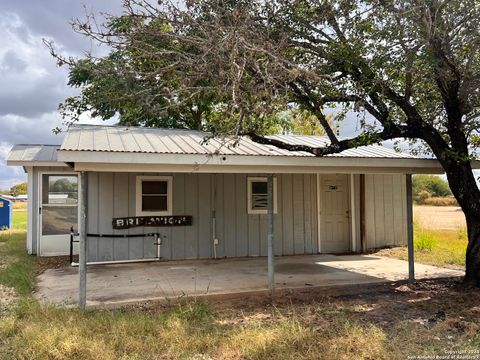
[71,258,161,266]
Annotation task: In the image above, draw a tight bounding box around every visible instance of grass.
[0,209,35,295]
[12,209,27,230]
[377,223,467,268]
[414,226,436,252]
[1,284,479,360]
[1,209,479,359]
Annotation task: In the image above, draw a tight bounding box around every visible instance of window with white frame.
[136,176,173,216]
[247,177,277,214]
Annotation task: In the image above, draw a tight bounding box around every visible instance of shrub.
[423,197,459,206]
[413,175,452,198]
[415,190,432,204]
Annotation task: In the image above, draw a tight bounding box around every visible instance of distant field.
[413,205,466,231]
[12,202,27,210]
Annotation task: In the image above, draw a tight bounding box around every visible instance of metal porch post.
[79,171,88,309]
[267,175,275,295]
[406,174,415,283]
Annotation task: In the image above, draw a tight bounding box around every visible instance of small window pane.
[142,181,168,195]
[42,206,78,235]
[252,181,268,194]
[142,195,168,212]
[42,175,78,205]
[251,180,269,210]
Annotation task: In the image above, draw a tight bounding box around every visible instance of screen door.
[40,174,79,256]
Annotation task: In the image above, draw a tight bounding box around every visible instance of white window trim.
[247,176,278,215]
[136,175,173,216]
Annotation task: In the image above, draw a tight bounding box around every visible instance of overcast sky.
[0,1,477,190]
[0,1,122,189]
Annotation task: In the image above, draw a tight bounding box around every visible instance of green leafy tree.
[413,175,453,199]
[52,0,480,285]
[10,182,27,197]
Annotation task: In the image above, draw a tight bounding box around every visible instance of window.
[136,176,173,216]
[247,177,277,214]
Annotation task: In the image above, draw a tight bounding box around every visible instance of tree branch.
[246,125,412,157]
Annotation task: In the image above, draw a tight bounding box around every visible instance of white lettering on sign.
[112,216,193,229]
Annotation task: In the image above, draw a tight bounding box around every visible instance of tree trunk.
[444,164,480,287]
[465,214,480,287]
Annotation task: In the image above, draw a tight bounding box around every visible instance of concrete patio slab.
[35,255,464,307]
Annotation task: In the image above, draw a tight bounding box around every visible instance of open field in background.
[413,205,466,231]
[12,202,27,210]
[0,207,478,359]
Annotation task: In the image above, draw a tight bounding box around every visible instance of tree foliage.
[413,175,452,199]
[51,0,480,150]
[10,182,27,197]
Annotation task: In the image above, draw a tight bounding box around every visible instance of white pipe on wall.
[71,258,161,267]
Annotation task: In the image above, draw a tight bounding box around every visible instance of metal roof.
[7,144,60,163]
[60,124,417,159]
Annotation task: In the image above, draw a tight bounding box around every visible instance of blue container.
[0,197,12,230]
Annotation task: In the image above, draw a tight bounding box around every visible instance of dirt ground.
[414,205,466,230]
[0,284,17,316]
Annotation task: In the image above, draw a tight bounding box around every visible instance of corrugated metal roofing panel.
[7,145,60,162]
[60,124,417,159]
[105,127,122,152]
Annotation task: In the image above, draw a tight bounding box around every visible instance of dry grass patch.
[1,299,395,360]
[4,279,480,360]
[12,202,27,210]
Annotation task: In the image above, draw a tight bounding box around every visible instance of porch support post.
[267,175,275,295]
[406,174,414,283]
[79,171,88,309]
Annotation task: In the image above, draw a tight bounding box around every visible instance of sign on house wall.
[112,216,193,229]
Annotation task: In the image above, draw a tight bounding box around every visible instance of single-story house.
[7,124,452,263]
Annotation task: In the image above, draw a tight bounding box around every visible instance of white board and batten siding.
[364,174,408,249]
[85,172,319,262]
[26,167,408,259]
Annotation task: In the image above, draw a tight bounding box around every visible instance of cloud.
[0,13,77,118]
[0,1,122,189]
[0,1,121,55]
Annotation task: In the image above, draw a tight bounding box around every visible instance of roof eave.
[6,160,68,167]
[57,149,445,174]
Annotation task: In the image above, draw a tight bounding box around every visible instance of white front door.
[39,173,79,256]
[319,174,351,253]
